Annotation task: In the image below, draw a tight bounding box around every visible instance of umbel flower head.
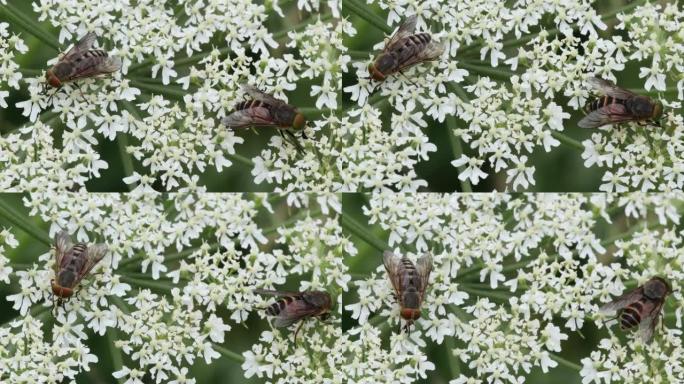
[342,192,684,383]
[342,1,684,191]
[0,191,347,383]
[0,1,342,192]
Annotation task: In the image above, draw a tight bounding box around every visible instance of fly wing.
[54,230,73,270]
[578,104,636,128]
[272,298,319,328]
[395,40,444,73]
[599,286,644,314]
[638,300,664,343]
[587,77,636,100]
[414,253,433,301]
[66,56,122,81]
[63,32,97,61]
[383,251,405,297]
[385,15,417,51]
[241,85,286,107]
[73,243,107,285]
[221,106,276,128]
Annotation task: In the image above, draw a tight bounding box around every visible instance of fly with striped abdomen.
[51,230,108,310]
[44,32,122,103]
[254,289,332,343]
[599,276,671,343]
[383,251,433,333]
[368,15,444,83]
[222,85,308,153]
[578,77,663,128]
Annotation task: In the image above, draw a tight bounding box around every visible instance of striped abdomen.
[394,33,431,63]
[584,96,623,114]
[620,298,645,330]
[266,295,298,316]
[399,258,421,310]
[56,243,88,287]
[235,99,270,112]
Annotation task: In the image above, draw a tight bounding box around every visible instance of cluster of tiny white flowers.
[0,22,27,107]
[1,1,342,191]
[0,191,346,383]
[580,3,684,192]
[344,192,684,383]
[342,1,684,191]
[241,208,354,383]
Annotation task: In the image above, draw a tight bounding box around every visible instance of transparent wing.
[383,251,404,297]
[54,230,73,270]
[578,104,636,128]
[638,300,664,343]
[395,40,444,73]
[415,253,433,297]
[599,286,644,314]
[272,299,318,328]
[587,77,636,100]
[221,107,276,128]
[67,56,122,81]
[63,32,97,61]
[385,15,417,51]
[74,243,107,285]
[241,84,285,106]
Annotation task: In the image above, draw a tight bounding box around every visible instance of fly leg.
[397,71,418,87]
[285,130,305,154]
[293,320,306,346]
[74,83,88,103]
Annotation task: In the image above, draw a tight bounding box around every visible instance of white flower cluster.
[342,1,684,191]
[581,3,684,192]
[343,192,684,383]
[0,191,346,384]
[1,1,341,191]
[0,22,26,108]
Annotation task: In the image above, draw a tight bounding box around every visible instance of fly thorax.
[53,62,73,79]
[273,106,296,126]
[375,54,397,73]
[627,96,654,117]
[644,278,669,299]
[57,269,77,287]
[402,287,420,308]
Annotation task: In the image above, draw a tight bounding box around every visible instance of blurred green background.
[342,0,682,192]
[0,1,332,192]
[340,193,683,384]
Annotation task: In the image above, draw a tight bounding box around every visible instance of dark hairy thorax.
[56,243,87,287]
[376,33,432,73]
[625,96,655,118]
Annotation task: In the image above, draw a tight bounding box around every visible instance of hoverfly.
[383,251,433,333]
[600,276,671,343]
[51,230,108,309]
[44,32,122,102]
[222,85,307,152]
[254,289,332,343]
[368,15,444,83]
[578,77,663,128]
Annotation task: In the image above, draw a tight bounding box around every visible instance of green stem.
[19,68,43,77]
[344,0,392,34]
[0,199,50,246]
[339,212,388,252]
[129,80,186,99]
[551,131,584,151]
[549,352,582,371]
[213,343,246,363]
[226,153,255,168]
[107,329,125,384]
[116,134,136,191]
[459,286,513,302]
[460,61,517,80]
[120,276,174,292]
[1,4,59,51]
[446,115,472,192]
[444,337,461,377]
